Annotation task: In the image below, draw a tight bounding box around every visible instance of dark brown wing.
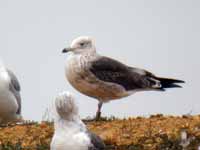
[89,56,155,91]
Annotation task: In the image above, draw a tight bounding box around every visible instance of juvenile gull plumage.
[0,64,22,124]
[62,36,185,119]
[51,91,105,150]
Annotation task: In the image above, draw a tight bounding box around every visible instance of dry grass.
[0,115,200,150]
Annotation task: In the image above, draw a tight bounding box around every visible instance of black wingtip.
[156,77,185,89]
[165,83,183,88]
[172,79,185,83]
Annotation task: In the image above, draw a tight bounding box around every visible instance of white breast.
[64,54,131,101]
[51,122,91,150]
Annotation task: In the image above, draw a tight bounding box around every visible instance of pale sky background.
[0,0,199,121]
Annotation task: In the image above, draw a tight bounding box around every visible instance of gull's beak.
[62,48,72,53]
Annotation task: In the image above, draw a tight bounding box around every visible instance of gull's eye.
[80,43,85,46]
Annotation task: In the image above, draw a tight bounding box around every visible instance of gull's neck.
[66,49,98,66]
[65,49,98,74]
[72,48,97,57]
[54,115,86,132]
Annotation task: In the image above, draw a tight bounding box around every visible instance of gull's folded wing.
[90,56,184,91]
[7,69,21,114]
[89,56,155,91]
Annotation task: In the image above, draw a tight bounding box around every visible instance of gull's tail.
[155,77,185,90]
[54,91,78,120]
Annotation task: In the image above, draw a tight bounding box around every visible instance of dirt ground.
[0,114,200,150]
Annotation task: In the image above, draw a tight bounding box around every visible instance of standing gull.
[62,36,185,119]
[51,91,105,150]
[0,64,22,124]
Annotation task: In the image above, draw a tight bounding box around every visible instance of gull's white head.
[55,91,78,120]
[62,36,96,54]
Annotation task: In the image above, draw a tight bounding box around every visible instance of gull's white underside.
[65,53,132,102]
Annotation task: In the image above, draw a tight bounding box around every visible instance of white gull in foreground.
[0,64,22,124]
[51,91,105,150]
[62,36,185,119]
